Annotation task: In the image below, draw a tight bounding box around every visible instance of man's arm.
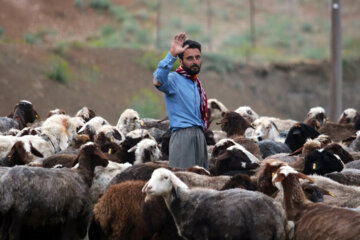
[153,32,189,87]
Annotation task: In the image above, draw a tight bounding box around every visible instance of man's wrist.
[169,50,178,58]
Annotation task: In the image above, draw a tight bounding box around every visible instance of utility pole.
[206,0,212,51]
[330,0,342,121]
[249,0,256,49]
[156,0,162,49]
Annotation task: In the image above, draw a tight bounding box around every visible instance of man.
[153,32,209,169]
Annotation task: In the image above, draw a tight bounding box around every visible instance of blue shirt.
[154,52,203,132]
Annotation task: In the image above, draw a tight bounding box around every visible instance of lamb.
[284,123,320,152]
[0,100,39,133]
[234,105,259,123]
[75,106,96,122]
[210,144,260,176]
[128,138,162,165]
[338,108,359,124]
[116,109,144,134]
[0,143,108,239]
[217,111,254,138]
[95,125,125,145]
[0,141,43,167]
[207,98,228,125]
[142,168,289,240]
[302,148,345,175]
[303,106,328,127]
[272,165,360,240]
[100,129,156,164]
[249,117,285,142]
[77,116,110,140]
[46,108,66,118]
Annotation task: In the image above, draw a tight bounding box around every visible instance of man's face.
[179,48,201,75]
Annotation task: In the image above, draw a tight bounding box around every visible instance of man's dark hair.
[178,40,201,60]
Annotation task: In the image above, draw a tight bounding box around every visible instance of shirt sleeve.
[153,52,178,94]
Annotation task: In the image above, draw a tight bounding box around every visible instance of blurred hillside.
[0,0,359,125]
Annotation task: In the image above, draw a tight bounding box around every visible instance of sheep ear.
[29,142,44,158]
[142,181,149,193]
[296,172,314,183]
[169,173,189,195]
[273,173,285,184]
[269,121,279,132]
[128,145,137,153]
[72,156,80,167]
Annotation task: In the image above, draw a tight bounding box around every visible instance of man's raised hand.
[170,32,189,57]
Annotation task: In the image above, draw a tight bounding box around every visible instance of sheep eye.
[163,176,168,180]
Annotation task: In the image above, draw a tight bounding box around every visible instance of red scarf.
[176,66,208,131]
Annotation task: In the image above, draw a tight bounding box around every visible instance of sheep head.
[142,168,189,198]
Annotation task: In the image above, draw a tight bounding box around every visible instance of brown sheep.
[273,165,360,240]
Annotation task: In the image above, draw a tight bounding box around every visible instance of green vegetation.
[202,52,233,75]
[127,89,165,118]
[110,6,128,22]
[89,0,111,11]
[0,27,4,37]
[137,50,179,72]
[101,25,116,37]
[45,55,72,84]
[24,30,45,44]
[74,0,85,10]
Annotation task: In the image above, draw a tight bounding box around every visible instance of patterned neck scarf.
[176,66,208,131]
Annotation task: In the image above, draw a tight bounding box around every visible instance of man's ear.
[178,58,183,66]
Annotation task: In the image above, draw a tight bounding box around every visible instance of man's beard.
[182,63,201,76]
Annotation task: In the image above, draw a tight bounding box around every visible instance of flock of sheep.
[0,99,359,240]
